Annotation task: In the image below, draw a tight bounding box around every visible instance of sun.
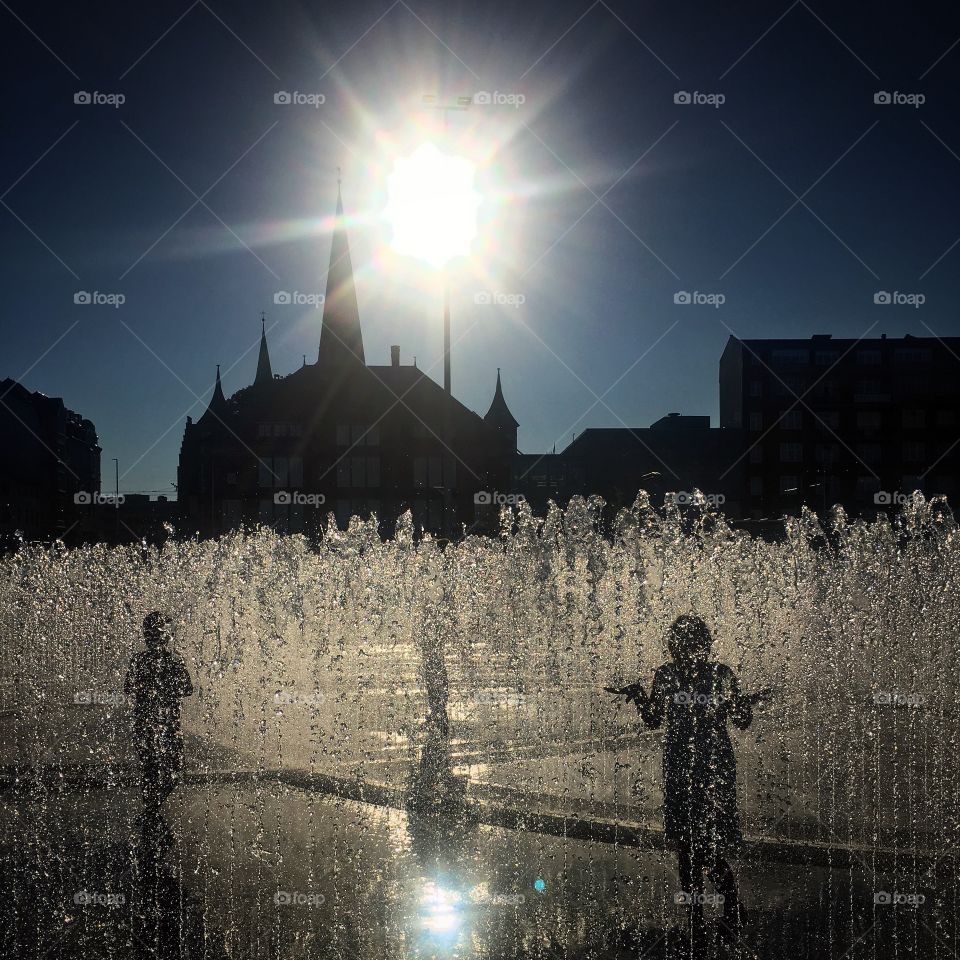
[384,142,481,267]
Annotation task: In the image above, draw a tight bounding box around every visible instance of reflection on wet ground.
[2,753,955,959]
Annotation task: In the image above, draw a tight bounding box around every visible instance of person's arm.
[175,655,194,698]
[637,667,670,730]
[123,654,139,698]
[724,667,753,730]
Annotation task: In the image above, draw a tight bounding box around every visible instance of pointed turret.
[254,317,272,387]
[484,369,519,456]
[318,181,365,368]
[484,369,519,429]
[199,365,228,425]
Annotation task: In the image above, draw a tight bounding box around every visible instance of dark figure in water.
[124,612,193,807]
[607,615,770,946]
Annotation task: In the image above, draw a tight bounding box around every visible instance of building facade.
[177,189,518,538]
[0,378,101,540]
[515,414,746,520]
[720,334,960,518]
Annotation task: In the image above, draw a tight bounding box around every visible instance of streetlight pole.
[112,458,119,540]
[422,94,472,396]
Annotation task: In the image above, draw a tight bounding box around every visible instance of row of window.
[755,442,930,465]
[755,348,935,366]
[748,410,956,431]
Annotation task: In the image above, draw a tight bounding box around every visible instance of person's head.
[666,615,712,666]
[142,611,171,649]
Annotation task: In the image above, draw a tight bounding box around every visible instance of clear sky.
[2,0,960,495]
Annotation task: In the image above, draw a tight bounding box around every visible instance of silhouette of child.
[124,612,193,804]
[608,614,768,944]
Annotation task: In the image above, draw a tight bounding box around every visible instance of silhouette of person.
[124,611,193,808]
[607,614,770,946]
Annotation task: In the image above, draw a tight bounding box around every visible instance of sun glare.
[384,143,481,267]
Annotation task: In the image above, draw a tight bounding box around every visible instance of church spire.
[318,179,365,367]
[254,314,273,387]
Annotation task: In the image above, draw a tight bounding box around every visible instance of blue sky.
[2,0,960,494]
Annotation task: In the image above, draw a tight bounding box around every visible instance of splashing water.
[1,492,958,958]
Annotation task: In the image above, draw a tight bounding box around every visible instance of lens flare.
[385,143,481,267]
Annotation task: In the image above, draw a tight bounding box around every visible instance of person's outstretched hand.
[604,682,648,706]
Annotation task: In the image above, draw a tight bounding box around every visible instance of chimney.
[390,345,400,367]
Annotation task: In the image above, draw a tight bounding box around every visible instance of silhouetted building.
[177,188,518,538]
[515,414,746,519]
[720,334,960,518]
[0,378,100,540]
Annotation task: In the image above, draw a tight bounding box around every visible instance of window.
[749,412,763,431]
[856,443,881,465]
[815,443,837,464]
[771,349,809,364]
[937,410,956,428]
[749,476,763,496]
[782,410,802,430]
[856,476,881,495]
[902,409,925,429]
[780,475,799,494]
[273,423,287,437]
[749,446,763,464]
[815,351,840,366]
[336,425,350,446]
[855,380,886,400]
[289,457,303,486]
[780,442,803,463]
[857,410,882,430]
[350,457,365,487]
[258,423,270,438]
[818,411,840,430]
[894,348,931,364]
[856,350,881,365]
[748,380,762,397]
[903,441,925,463]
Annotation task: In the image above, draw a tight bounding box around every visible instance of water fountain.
[1,492,957,957]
